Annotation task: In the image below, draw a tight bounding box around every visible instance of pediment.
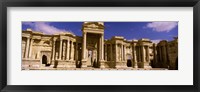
[83,22,104,29]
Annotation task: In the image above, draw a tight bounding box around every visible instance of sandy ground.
[22,67,169,70]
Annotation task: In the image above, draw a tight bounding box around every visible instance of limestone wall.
[22,23,178,70]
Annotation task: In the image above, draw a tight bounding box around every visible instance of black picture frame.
[0,0,199,92]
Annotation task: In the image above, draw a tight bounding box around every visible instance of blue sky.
[22,22,178,43]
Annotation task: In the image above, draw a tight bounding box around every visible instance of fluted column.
[59,39,63,60]
[28,39,34,58]
[25,37,30,59]
[52,39,56,60]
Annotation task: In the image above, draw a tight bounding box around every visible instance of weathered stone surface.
[22,22,178,70]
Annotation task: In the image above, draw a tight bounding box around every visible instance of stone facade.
[22,22,178,70]
[151,37,178,69]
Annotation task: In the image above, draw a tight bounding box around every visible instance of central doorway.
[87,49,97,67]
[86,33,101,68]
[87,50,93,67]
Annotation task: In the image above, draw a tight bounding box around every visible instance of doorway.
[87,50,93,67]
[126,54,132,67]
[127,59,132,67]
[42,55,48,66]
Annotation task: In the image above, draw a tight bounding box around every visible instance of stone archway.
[42,55,48,66]
[40,51,51,67]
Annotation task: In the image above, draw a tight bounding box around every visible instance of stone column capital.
[53,38,57,41]
[26,37,30,39]
[83,32,87,35]
[60,38,63,41]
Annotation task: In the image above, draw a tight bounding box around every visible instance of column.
[132,43,137,68]
[25,37,30,59]
[153,44,157,65]
[105,44,107,61]
[101,34,104,60]
[62,40,66,60]
[52,39,56,60]
[124,45,126,61]
[141,46,145,62]
[134,44,138,68]
[82,32,87,60]
[70,41,74,60]
[115,43,118,61]
[37,51,40,59]
[28,39,34,58]
[147,46,150,63]
[99,36,102,60]
[66,38,70,60]
[59,39,63,60]
[70,41,72,60]
[121,44,123,61]
[75,42,78,61]
[138,46,141,62]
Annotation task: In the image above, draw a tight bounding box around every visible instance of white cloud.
[22,22,72,34]
[146,22,178,32]
[151,39,162,44]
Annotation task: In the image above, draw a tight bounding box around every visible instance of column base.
[134,65,138,68]
[81,59,87,68]
[144,62,152,69]
[132,62,138,68]
[115,61,127,68]
[99,60,105,68]
[52,60,76,68]
[70,60,76,68]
